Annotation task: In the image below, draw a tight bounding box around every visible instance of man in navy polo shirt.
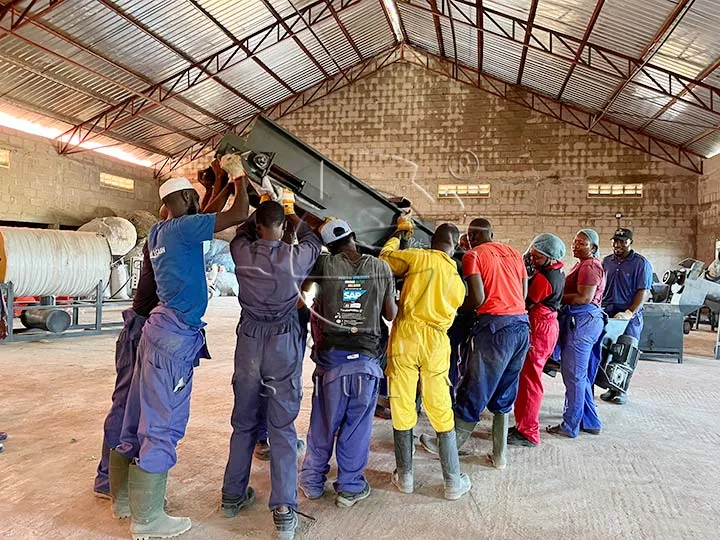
[601,228,653,405]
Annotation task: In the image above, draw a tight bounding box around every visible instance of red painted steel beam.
[398,0,720,122]
[324,0,364,61]
[57,0,361,154]
[258,0,332,79]
[556,0,605,99]
[285,0,354,82]
[379,0,408,43]
[0,0,64,30]
[1,92,174,157]
[186,0,297,94]
[154,44,403,179]
[516,0,539,85]
[399,45,703,174]
[429,0,445,57]
[588,0,695,130]
[476,0,482,75]
[0,2,233,131]
[95,0,262,111]
[0,51,205,145]
[447,0,459,73]
[6,30,222,147]
[650,56,720,149]
[427,0,720,98]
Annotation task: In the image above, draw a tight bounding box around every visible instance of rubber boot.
[437,431,472,500]
[420,415,476,455]
[455,417,477,451]
[489,413,508,470]
[109,450,131,519]
[128,464,191,540]
[391,429,414,494]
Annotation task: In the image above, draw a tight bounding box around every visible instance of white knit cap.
[159,177,195,200]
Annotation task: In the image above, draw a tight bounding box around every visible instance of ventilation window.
[100,172,135,192]
[587,183,643,198]
[438,183,490,198]
[0,148,9,168]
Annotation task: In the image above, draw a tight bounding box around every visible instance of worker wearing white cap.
[299,218,397,508]
[111,171,249,540]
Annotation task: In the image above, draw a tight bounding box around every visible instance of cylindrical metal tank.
[0,227,112,297]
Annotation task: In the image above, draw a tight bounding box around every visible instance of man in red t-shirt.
[421,218,530,470]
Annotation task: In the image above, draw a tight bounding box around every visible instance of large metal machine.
[215,116,437,254]
[640,258,720,362]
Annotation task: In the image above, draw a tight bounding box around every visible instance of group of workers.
[90,157,653,540]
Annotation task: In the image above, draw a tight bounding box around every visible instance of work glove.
[220,153,244,180]
[395,211,414,239]
[613,309,634,320]
[280,189,296,215]
[258,175,282,204]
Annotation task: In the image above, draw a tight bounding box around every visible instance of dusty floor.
[1,298,719,540]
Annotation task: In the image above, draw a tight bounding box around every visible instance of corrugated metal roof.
[0,0,718,170]
[591,0,678,58]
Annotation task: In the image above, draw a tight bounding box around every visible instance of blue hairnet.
[529,233,566,261]
[578,228,600,258]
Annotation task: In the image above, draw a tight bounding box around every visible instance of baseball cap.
[612,228,633,241]
[321,218,353,245]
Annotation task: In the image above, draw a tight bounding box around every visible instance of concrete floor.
[1,298,719,540]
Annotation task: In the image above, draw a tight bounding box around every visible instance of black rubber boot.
[109,450,131,519]
[437,431,472,500]
[391,429,414,494]
[128,464,191,540]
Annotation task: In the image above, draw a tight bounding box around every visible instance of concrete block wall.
[0,125,159,227]
[697,154,720,264]
[170,61,700,275]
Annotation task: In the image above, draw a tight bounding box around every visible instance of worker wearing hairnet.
[299,219,397,508]
[509,234,566,447]
[113,170,249,540]
[547,229,606,439]
[380,217,471,501]
[221,185,321,540]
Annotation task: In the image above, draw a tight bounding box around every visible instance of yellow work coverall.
[379,237,465,433]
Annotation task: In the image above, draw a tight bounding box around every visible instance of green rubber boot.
[489,413,508,470]
[420,416,477,455]
[437,430,472,500]
[128,464,191,540]
[391,429,414,494]
[455,417,477,451]
[109,450,131,519]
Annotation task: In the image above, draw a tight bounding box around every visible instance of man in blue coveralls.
[600,228,653,405]
[299,218,397,508]
[221,189,322,540]
[110,172,249,540]
[94,160,233,503]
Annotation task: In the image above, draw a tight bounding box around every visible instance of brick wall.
[0,125,159,227]
[697,154,720,264]
[173,61,701,275]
